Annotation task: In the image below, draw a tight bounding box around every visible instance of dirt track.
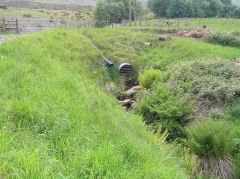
[0,35,24,44]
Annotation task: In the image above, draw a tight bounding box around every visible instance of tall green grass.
[1,27,240,178]
[84,28,240,72]
[0,29,188,178]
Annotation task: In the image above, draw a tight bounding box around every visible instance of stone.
[119,99,132,106]
[125,85,141,96]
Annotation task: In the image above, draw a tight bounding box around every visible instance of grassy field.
[0,17,240,177]
[134,18,240,33]
[0,7,92,20]
[83,28,240,72]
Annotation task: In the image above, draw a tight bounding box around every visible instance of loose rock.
[119,99,132,106]
[124,85,141,96]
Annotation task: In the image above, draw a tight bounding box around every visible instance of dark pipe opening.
[104,58,114,69]
[159,37,166,42]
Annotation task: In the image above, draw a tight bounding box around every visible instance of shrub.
[62,11,69,16]
[185,118,237,178]
[136,83,195,139]
[185,118,235,159]
[233,8,240,19]
[204,33,240,48]
[23,14,32,18]
[231,31,240,37]
[168,60,240,103]
[139,69,162,89]
[0,4,7,9]
[226,101,240,121]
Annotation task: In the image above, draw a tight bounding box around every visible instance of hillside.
[0,29,189,178]
[0,19,240,177]
[2,1,93,10]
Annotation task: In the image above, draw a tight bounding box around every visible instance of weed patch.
[204,33,240,48]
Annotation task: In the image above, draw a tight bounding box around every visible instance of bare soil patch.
[176,29,214,39]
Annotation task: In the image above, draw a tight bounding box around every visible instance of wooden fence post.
[2,18,5,31]
[16,19,19,33]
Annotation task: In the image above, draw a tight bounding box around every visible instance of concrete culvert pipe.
[159,37,166,42]
[119,63,134,75]
[104,58,114,69]
[144,42,152,46]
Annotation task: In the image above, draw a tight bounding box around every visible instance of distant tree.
[129,0,132,25]
[136,0,144,17]
[192,0,205,17]
[147,0,153,9]
[147,0,232,18]
[134,0,137,26]
[105,1,126,23]
[94,1,108,27]
[220,0,232,5]
[207,0,223,17]
[167,0,186,18]
[184,0,194,17]
[148,0,171,17]
[233,8,240,18]
[221,4,237,17]
[94,0,143,27]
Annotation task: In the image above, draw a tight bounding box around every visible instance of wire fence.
[1,18,94,34]
[110,18,240,33]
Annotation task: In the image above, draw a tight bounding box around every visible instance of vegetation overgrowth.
[0,29,190,178]
[204,33,240,48]
[0,14,240,177]
[80,27,240,178]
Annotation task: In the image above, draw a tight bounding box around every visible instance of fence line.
[2,19,19,32]
[1,18,94,34]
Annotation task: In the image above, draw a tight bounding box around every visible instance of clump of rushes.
[204,33,240,48]
[139,69,162,89]
[185,118,236,178]
[136,83,195,140]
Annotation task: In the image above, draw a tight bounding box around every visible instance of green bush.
[185,119,236,159]
[233,8,240,19]
[168,60,240,103]
[231,31,240,37]
[136,83,195,139]
[139,69,162,89]
[204,34,240,48]
[23,14,32,18]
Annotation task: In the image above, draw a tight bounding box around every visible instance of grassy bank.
[0,29,187,178]
[84,28,240,72]
[0,26,239,178]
